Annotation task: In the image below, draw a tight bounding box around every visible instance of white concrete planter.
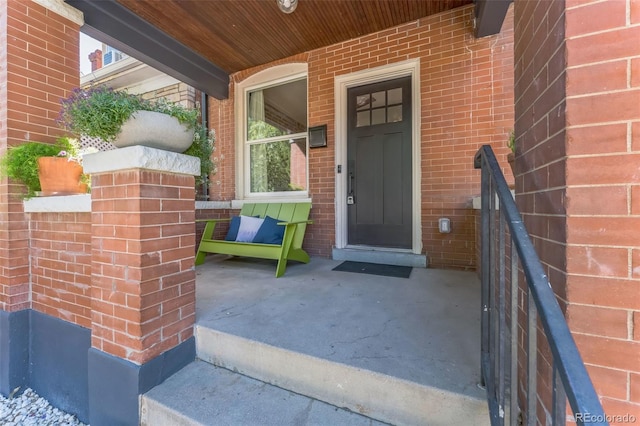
[113,110,195,153]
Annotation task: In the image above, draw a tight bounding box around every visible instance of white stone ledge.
[24,194,91,213]
[33,0,84,26]
[196,201,232,210]
[83,146,200,176]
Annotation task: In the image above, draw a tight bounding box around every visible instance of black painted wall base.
[0,310,29,397]
[0,310,90,423]
[0,308,195,426]
[30,310,91,423]
[88,337,195,426]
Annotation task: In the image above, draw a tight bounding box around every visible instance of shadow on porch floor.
[191,255,488,424]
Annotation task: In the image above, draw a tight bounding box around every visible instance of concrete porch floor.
[194,255,486,401]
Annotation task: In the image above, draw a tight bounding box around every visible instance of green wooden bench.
[195,202,312,277]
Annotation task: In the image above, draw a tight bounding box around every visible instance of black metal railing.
[474,145,607,426]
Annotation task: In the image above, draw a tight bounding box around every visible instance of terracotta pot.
[37,157,88,196]
[113,110,194,153]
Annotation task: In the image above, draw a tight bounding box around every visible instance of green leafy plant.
[507,130,515,153]
[58,86,216,197]
[184,124,216,189]
[0,138,74,198]
[57,85,199,143]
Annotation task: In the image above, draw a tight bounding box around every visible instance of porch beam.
[65,0,229,99]
[474,0,512,38]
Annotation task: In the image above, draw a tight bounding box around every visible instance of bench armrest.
[276,220,314,226]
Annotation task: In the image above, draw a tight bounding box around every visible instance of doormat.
[332,261,412,278]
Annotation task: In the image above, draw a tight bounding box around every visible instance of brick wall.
[513,0,567,422]
[209,5,514,268]
[29,212,92,328]
[564,0,640,420]
[91,170,196,364]
[514,0,640,422]
[141,81,198,110]
[0,0,79,313]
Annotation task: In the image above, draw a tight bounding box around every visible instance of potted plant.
[38,137,93,196]
[0,137,88,198]
[57,86,200,153]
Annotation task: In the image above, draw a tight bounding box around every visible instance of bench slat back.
[239,202,311,249]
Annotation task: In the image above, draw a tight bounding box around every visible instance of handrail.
[474,145,607,426]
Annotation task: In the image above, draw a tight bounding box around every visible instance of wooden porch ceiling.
[66,0,510,99]
[115,0,472,74]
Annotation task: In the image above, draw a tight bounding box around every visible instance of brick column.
[564,0,640,420]
[84,146,199,426]
[514,0,640,422]
[0,0,81,397]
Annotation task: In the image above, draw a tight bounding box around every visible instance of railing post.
[474,145,608,426]
[480,155,491,388]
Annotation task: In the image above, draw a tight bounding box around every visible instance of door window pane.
[371,91,386,108]
[354,86,404,128]
[387,105,402,123]
[387,88,402,105]
[371,108,386,125]
[357,111,370,127]
[356,94,370,110]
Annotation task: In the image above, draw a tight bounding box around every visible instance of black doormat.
[332,261,412,278]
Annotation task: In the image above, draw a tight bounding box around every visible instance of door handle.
[347,172,355,204]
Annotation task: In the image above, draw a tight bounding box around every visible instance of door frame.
[334,59,422,254]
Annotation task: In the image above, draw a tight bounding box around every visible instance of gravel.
[0,388,87,426]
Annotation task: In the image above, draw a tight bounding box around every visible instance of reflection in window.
[245,78,308,195]
[355,86,403,127]
[250,137,307,193]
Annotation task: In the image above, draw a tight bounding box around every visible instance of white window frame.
[234,63,309,201]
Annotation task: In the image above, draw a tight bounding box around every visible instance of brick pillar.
[84,146,199,426]
[0,0,81,396]
[564,0,640,421]
[514,0,640,422]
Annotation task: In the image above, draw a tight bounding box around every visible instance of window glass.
[355,87,403,127]
[371,108,386,125]
[357,111,370,127]
[245,77,308,195]
[371,91,385,108]
[387,88,402,105]
[250,137,307,193]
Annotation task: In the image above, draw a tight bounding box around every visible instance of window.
[356,87,403,127]
[239,71,308,198]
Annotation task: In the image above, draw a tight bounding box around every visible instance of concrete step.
[140,360,388,426]
[194,325,489,426]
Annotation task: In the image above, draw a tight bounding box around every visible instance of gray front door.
[347,76,412,248]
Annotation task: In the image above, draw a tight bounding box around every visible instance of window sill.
[231,197,312,210]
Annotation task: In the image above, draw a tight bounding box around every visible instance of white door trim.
[334,59,422,254]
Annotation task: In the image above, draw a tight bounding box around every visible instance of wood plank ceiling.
[116,0,472,74]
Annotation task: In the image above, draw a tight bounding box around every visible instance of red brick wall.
[91,171,196,364]
[0,1,79,312]
[564,0,640,420]
[513,0,567,422]
[29,212,92,328]
[208,5,515,268]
